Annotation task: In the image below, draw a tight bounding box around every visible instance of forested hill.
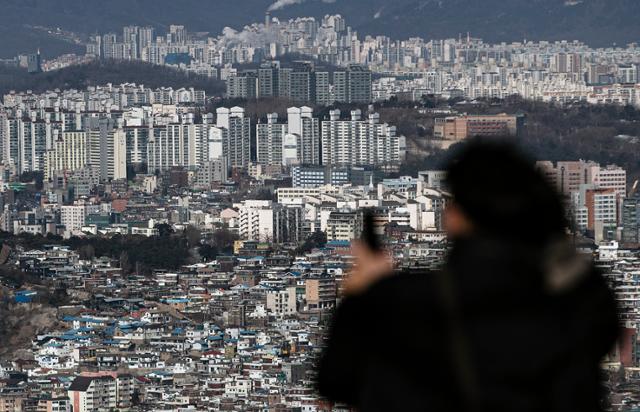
[0,60,225,96]
[383,97,640,184]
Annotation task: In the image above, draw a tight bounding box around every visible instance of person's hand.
[343,241,394,297]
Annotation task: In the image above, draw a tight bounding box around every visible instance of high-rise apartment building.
[289,62,316,103]
[27,50,42,73]
[258,62,280,98]
[124,126,149,166]
[227,73,259,99]
[256,108,320,167]
[287,107,320,165]
[346,64,373,103]
[225,63,372,105]
[332,71,348,103]
[256,113,287,166]
[618,64,638,84]
[44,131,88,181]
[215,107,251,168]
[147,120,212,172]
[315,71,331,105]
[87,120,127,182]
[138,27,155,54]
[321,110,406,167]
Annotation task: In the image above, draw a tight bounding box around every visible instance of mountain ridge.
[1,0,638,58]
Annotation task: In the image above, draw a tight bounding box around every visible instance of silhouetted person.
[318,140,619,411]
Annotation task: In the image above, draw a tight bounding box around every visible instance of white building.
[256,113,287,166]
[236,200,303,243]
[44,131,88,180]
[147,121,211,172]
[325,211,362,241]
[266,287,297,317]
[215,107,251,168]
[61,205,86,236]
[321,110,405,167]
[287,107,320,165]
[238,200,276,242]
[87,127,127,181]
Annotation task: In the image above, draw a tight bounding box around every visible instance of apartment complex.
[321,110,406,168]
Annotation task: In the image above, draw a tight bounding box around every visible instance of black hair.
[445,138,567,244]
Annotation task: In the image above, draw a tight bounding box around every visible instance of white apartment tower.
[215,107,251,168]
[321,109,406,167]
[88,125,127,182]
[256,113,287,166]
[3,112,60,174]
[287,107,320,165]
[147,117,211,172]
[44,131,88,181]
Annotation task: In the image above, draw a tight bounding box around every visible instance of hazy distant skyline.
[1,0,640,58]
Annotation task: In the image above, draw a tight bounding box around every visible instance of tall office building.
[321,110,406,167]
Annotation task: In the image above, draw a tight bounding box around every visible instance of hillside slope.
[0,60,225,96]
